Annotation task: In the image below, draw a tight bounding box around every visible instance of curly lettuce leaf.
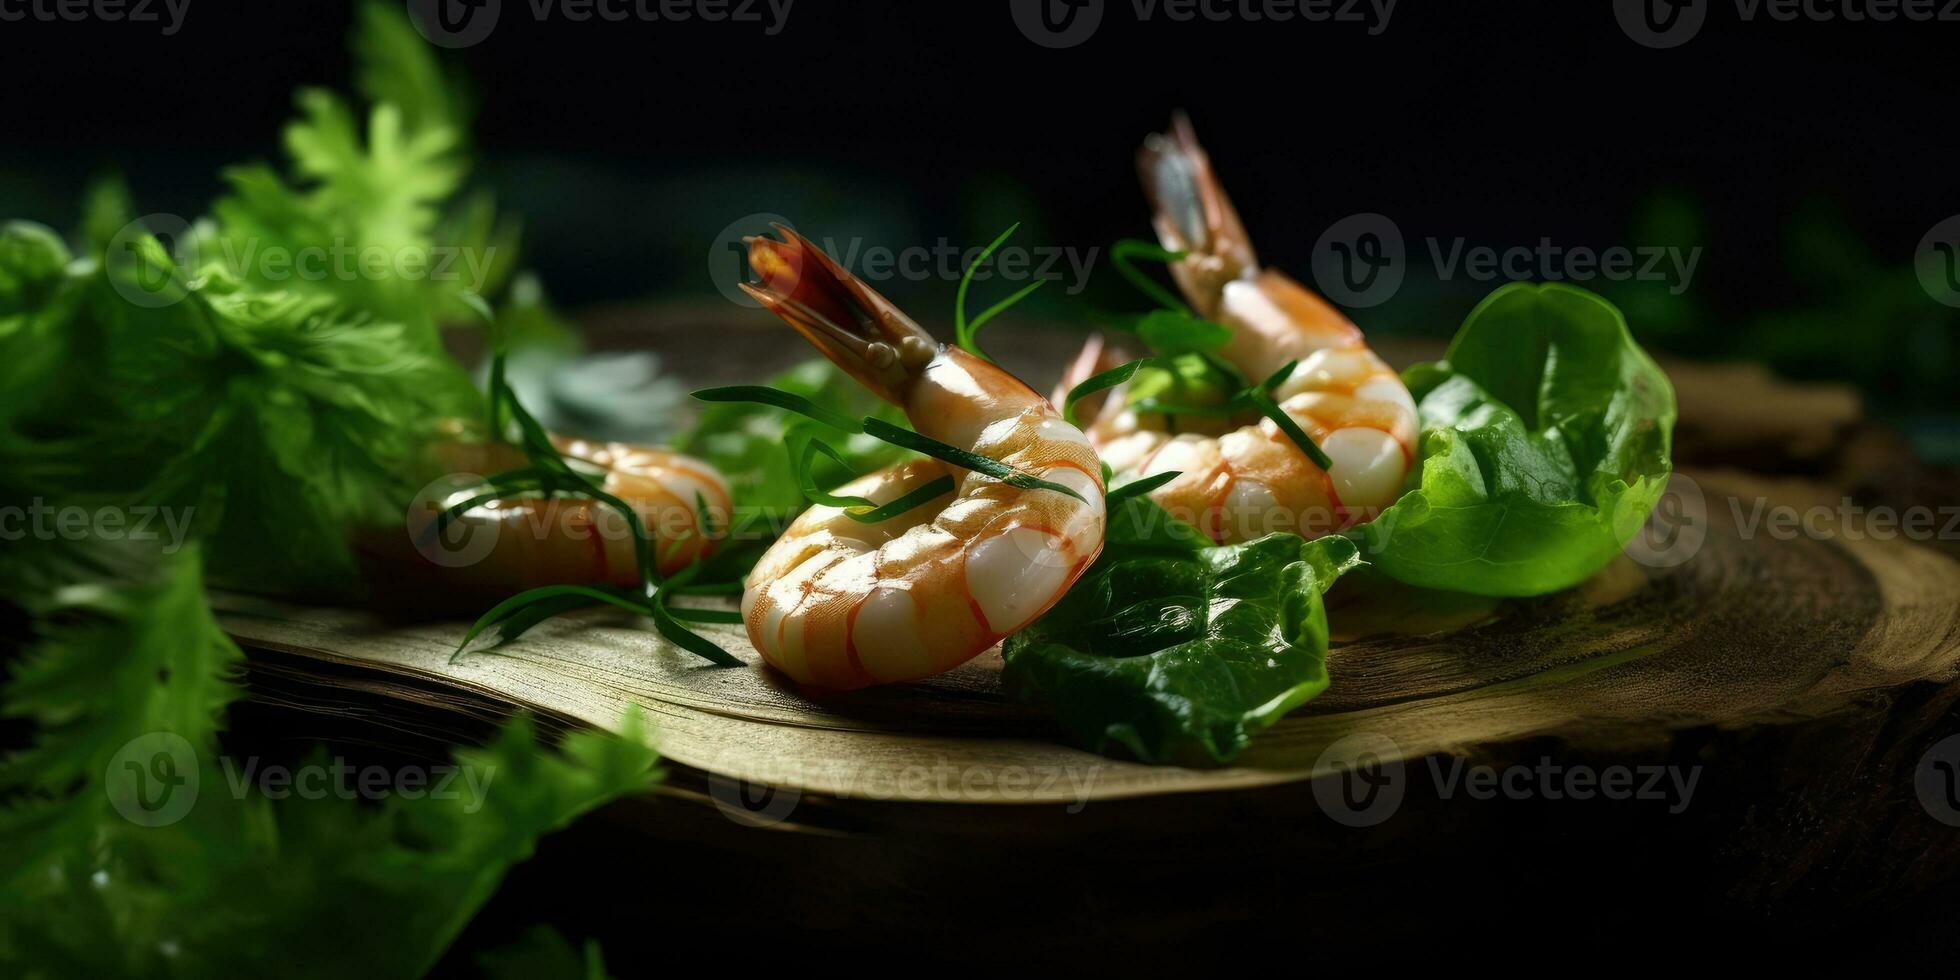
[1003,497,1360,764]
[65,230,483,593]
[0,545,242,891]
[0,222,78,427]
[1359,282,1675,596]
[0,538,658,976]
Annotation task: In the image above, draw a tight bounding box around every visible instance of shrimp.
[737,227,1106,690]
[1068,115,1419,544]
[365,426,732,604]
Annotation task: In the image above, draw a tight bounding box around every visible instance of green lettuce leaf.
[1002,497,1360,764]
[1359,282,1675,596]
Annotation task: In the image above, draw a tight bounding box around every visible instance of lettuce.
[1359,283,1675,596]
[1002,496,1360,764]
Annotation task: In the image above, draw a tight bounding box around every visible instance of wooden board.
[216,466,1960,805]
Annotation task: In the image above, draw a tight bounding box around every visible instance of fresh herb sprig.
[1091,239,1335,470]
[445,323,741,666]
[954,222,1048,362]
[692,387,1087,504]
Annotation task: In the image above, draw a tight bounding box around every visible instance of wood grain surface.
[216,465,1960,804]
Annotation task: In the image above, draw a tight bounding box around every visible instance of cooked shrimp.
[1068,116,1418,544]
[737,227,1106,690]
[367,427,732,603]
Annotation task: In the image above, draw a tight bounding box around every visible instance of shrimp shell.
[738,228,1106,690]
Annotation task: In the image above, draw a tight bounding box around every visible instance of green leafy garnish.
[693,383,866,434]
[681,360,910,524]
[1359,283,1676,596]
[1134,308,1231,354]
[690,387,1085,504]
[1062,358,1146,428]
[1105,469,1181,504]
[1002,495,1360,763]
[786,426,956,523]
[954,222,1046,361]
[860,418,1085,503]
[1246,387,1335,471]
[1110,238,1192,314]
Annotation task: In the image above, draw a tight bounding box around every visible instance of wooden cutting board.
[215,465,1960,805]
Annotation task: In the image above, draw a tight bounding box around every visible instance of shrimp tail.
[1049,332,1135,425]
[741,226,937,405]
[1137,112,1260,320]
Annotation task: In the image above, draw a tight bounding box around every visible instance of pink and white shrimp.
[369,430,732,606]
[1067,116,1419,544]
[738,228,1106,690]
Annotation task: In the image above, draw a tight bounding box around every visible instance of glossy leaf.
[1003,496,1360,764]
[1359,283,1676,596]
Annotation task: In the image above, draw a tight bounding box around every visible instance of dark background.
[4,0,1957,425]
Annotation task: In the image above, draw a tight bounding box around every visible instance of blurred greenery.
[0,6,654,976]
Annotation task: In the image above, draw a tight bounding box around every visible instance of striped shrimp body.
[739,228,1105,690]
[1074,117,1418,544]
[383,429,732,601]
